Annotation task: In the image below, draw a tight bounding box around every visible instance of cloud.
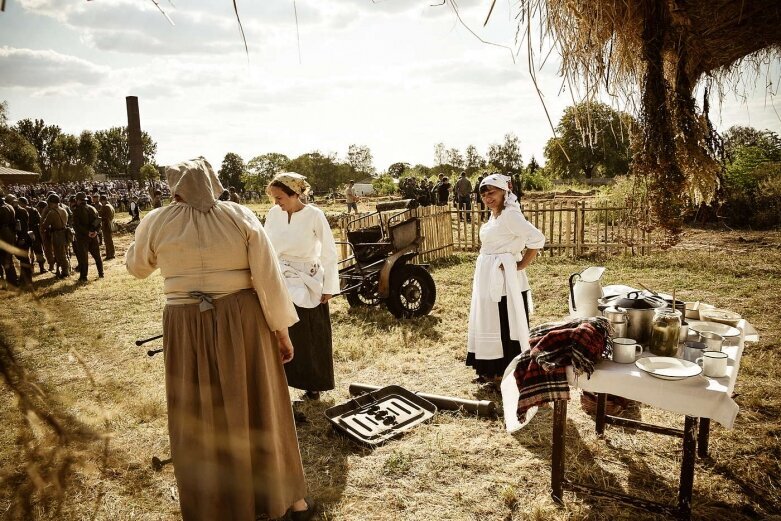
[0,46,109,88]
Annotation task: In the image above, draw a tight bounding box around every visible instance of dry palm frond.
[492,0,781,241]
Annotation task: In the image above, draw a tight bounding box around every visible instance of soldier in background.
[152,190,163,209]
[0,193,18,287]
[39,194,56,271]
[29,200,46,273]
[99,194,115,260]
[40,194,70,279]
[72,192,103,282]
[6,195,33,289]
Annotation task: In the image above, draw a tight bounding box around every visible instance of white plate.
[635,357,703,380]
[688,320,741,339]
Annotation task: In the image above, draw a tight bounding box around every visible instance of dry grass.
[1,226,780,520]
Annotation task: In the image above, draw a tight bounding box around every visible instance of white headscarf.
[479,173,520,210]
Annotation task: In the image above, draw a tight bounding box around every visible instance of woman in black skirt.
[466,173,545,386]
[264,173,339,400]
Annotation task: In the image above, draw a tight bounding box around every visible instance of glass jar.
[649,308,682,356]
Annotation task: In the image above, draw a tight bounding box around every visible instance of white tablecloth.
[566,344,744,428]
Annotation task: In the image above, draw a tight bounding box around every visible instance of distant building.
[0,165,41,186]
[353,177,375,196]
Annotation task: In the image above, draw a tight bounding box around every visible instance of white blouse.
[468,207,546,360]
[264,204,340,296]
[478,207,546,293]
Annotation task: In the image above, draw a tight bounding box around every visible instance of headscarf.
[479,173,521,210]
[165,157,224,212]
[266,172,311,197]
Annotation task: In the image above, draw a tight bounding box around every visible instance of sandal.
[289,497,316,521]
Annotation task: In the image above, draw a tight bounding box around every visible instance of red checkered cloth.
[512,317,612,419]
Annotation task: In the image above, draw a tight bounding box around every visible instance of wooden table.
[550,345,744,520]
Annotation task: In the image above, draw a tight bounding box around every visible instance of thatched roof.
[515,0,781,240]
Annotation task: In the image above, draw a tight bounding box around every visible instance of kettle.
[568,266,606,318]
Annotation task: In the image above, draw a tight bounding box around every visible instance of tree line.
[0,101,158,182]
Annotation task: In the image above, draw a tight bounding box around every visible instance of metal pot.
[599,291,667,343]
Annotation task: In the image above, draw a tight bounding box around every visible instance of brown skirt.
[163,289,307,521]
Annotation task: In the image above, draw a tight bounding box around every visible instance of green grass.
[0,228,779,520]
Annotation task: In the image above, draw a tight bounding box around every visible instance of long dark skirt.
[466,291,530,379]
[285,302,335,391]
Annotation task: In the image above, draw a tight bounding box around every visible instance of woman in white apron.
[466,174,546,385]
[265,173,339,400]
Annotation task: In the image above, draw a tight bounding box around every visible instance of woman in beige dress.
[126,158,315,521]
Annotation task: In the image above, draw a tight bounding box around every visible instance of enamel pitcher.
[568,266,606,318]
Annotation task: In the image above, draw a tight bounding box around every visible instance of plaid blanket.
[512,317,613,419]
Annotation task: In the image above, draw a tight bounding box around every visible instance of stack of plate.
[635,357,702,380]
[699,308,742,327]
[688,320,742,344]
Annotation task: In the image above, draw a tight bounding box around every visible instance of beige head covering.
[266,172,311,197]
[165,158,224,212]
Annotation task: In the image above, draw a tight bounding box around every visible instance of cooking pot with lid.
[598,291,667,343]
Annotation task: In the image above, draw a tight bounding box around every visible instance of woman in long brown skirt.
[126,158,315,521]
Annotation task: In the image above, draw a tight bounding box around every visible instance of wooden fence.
[336,200,655,263]
[451,200,655,255]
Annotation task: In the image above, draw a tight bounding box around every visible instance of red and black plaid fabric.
[513,317,612,419]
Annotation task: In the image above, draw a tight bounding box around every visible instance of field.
[1,219,780,520]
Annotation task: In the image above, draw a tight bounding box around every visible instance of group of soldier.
[0,190,116,290]
[6,180,170,215]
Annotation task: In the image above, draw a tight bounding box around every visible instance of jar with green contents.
[649,308,682,356]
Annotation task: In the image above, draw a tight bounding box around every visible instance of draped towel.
[279,257,324,309]
[467,252,531,360]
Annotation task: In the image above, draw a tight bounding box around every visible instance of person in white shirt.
[466,173,546,386]
[344,180,358,214]
[265,173,339,400]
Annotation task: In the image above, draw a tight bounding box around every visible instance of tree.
[218,153,246,190]
[140,164,160,181]
[527,156,540,174]
[286,151,351,193]
[372,174,397,195]
[244,153,289,192]
[0,101,7,128]
[94,126,157,178]
[726,145,781,191]
[446,148,464,170]
[0,129,40,172]
[464,144,485,174]
[544,103,635,179]
[346,144,375,177]
[13,118,61,180]
[487,133,523,176]
[722,126,781,163]
[387,162,410,178]
[50,133,80,181]
[433,143,446,166]
[410,164,432,178]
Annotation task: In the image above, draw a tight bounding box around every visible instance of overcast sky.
[1,0,780,172]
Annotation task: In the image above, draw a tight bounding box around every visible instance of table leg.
[678,416,698,521]
[551,400,567,504]
[697,418,710,458]
[595,393,607,436]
